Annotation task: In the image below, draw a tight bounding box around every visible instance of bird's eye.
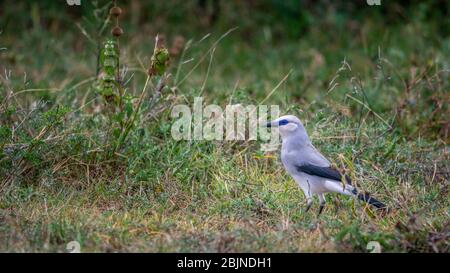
[279,119,289,126]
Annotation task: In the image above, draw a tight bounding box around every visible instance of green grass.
[0,1,449,252]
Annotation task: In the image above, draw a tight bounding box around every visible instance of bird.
[265,115,387,215]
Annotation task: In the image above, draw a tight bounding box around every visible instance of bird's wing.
[305,143,331,165]
[296,164,352,184]
[292,144,352,184]
[291,143,331,167]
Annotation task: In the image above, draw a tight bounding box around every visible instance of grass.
[0,1,449,252]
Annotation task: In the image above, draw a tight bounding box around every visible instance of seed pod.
[112,26,123,37]
[110,7,122,17]
[150,47,169,76]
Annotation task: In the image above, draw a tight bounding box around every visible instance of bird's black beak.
[265,122,272,127]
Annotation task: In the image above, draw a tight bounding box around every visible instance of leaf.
[113,128,121,139]
[125,101,133,118]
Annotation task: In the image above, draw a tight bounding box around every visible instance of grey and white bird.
[266,115,387,215]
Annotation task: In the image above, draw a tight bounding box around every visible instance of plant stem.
[113,75,150,153]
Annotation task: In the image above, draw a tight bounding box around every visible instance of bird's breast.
[280,151,299,177]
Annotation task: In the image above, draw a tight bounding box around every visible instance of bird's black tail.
[351,188,387,210]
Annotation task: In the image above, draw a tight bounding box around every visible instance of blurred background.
[1,1,448,140]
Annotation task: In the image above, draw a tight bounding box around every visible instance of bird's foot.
[318,204,325,216]
[305,203,312,213]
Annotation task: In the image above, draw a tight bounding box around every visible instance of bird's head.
[265,115,310,142]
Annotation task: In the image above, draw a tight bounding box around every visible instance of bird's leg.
[302,182,313,213]
[318,194,326,215]
[304,197,313,213]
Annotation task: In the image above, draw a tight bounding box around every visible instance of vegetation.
[0,0,448,252]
